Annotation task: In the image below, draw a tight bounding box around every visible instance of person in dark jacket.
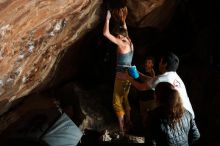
[146,82,200,146]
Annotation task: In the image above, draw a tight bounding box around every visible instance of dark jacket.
[146,107,200,146]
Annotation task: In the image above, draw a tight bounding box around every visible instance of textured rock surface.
[0,0,177,115]
[0,0,102,114]
[0,82,145,143]
[127,0,177,29]
[0,93,58,135]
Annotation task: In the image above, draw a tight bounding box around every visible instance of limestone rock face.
[127,0,177,29]
[0,0,178,115]
[0,0,102,114]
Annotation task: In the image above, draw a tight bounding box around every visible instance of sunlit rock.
[0,0,102,115]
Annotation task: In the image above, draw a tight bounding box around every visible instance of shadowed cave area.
[0,0,219,145]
